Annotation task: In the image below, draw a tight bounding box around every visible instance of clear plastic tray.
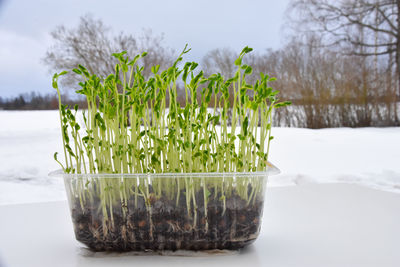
[51,163,280,251]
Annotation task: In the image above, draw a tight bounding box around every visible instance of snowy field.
[0,110,400,205]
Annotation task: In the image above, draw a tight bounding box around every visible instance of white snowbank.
[268,127,400,194]
[0,110,399,205]
[0,111,65,205]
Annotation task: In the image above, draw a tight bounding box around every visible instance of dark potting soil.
[71,188,264,251]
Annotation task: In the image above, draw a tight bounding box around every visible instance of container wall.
[64,174,268,251]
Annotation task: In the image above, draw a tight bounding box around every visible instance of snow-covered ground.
[1,110,399,205]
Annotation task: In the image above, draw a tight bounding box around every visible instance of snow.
[269,127,400,194]
[0,111,66,205]
[1,110,399,205]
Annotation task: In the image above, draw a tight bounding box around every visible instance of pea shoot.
[53,45,290,251]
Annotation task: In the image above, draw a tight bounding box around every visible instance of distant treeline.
[202,39,400,128]
[4,39,400,129]
[0,92,87,110]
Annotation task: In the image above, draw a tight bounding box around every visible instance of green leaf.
[240,46,253,55]
[151,65,160,74]
[194,152,202,158]
[250,102,258,111]
[128,54,141,66]
[275,101,292,108]
[234,57,242,66]
[151,154,160,164]
[122,63,128,73]
[72,69,82,75]
[190,62,198,71]
[244,65,252,75]
[243,116,248,136]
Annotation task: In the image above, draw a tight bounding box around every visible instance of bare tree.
[201,39,399,127]
[201,47,275,84]
[201,48,237,78]
[288,0,399,120]
[43,15,175,88]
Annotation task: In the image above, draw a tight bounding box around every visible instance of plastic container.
[51,164,279,251]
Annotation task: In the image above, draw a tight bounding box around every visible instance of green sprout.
[53,45,290,235]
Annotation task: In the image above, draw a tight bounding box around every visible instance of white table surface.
[1,183,399,267]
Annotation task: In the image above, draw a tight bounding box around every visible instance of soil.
[71,187,264,251]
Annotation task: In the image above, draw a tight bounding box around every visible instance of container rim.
[49,162,280,178]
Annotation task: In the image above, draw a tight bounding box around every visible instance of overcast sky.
[0,0,290,98]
